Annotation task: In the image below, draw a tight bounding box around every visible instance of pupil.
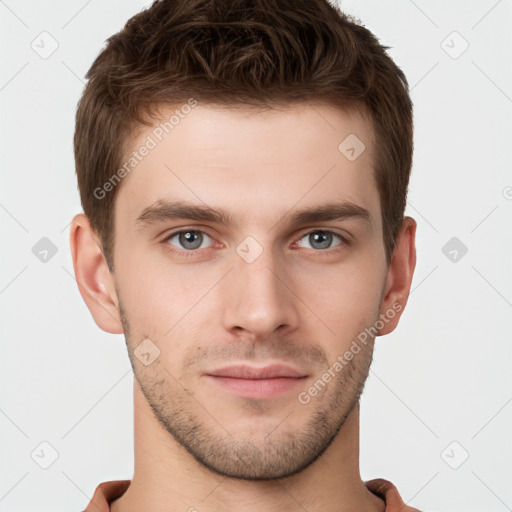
[181,231,201,249]
[312,231,330,249]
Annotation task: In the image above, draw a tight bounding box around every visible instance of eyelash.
[162,228,350,258]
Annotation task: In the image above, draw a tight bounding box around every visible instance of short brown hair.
[74,0,413,270]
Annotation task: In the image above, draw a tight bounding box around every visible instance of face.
[112,102,390,480]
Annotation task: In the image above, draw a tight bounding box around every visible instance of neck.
[111,380,385,512]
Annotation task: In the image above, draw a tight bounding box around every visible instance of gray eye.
[168,230,212,251]
[298,231,343,250]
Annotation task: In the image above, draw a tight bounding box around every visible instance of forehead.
[114,102,379,231]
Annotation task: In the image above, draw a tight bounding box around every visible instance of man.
[70,0,421,510]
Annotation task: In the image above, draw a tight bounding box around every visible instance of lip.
[204,364,308,399]
[205,363,307,379]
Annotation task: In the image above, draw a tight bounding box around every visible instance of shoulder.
[83,480,131,512]
[365,478,422,512]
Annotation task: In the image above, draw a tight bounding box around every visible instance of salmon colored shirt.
[83,478,422,511]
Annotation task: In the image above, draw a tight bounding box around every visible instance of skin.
[70,102,416,512]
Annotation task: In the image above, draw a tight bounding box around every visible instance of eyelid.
[163,228,216,248]
[162,226,351,255]
[293,228,350,250]
[298,227,351,241]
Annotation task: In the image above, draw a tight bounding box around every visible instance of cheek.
[114,249,169,332]
[116,232,386,345]
[116,251,222,339]
[291,259,384,340]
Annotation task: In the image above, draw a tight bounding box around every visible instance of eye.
[162,228,349,257]
[295,230,347,251]
[165,229,214,252]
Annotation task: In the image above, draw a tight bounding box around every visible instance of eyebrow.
[135,199,372,230]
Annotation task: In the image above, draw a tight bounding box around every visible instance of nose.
[220,243,299,341]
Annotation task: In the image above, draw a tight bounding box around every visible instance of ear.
[69,213,124,334]
[377,216,417,336]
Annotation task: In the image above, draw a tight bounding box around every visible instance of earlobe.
[377,216,417,336]
[69,213,124,334]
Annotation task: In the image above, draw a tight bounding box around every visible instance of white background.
[1,1,511,511]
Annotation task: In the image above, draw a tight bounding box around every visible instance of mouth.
[203,364,308,399]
